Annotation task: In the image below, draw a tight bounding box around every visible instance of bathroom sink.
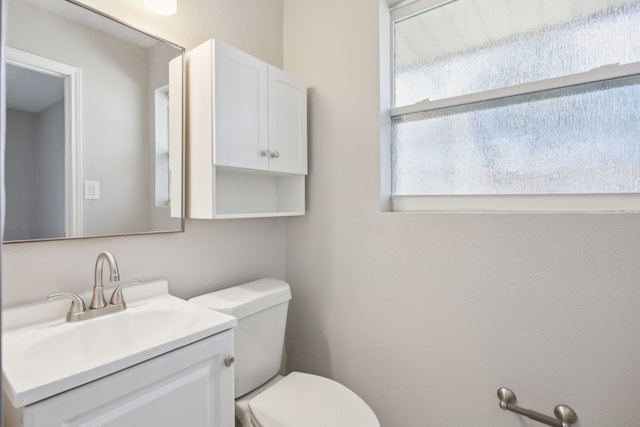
[2,280,236,408]
[23,307,193,366]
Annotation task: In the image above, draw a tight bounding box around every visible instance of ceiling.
[6,63,64,113]
[20,0,158,49]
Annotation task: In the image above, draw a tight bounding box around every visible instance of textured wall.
[282,0,640,426]
[2,0,285,306]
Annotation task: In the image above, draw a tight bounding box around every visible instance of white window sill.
[391,194,640,213]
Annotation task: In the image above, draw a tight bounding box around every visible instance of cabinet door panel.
[215,43,268,170]
[23,332,234,427]
[268,66,307,174]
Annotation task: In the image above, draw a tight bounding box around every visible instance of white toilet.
[189,278,380,427]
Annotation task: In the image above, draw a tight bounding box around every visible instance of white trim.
[391,61,640,117]
[390,0,455,22]
[379,0,393,212]
[6,47,83,237]
[392,194,640,213]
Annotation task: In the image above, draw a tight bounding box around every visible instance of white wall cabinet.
[20,331,234,427]
[188,39,307,219]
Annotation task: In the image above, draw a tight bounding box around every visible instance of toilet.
[189,278,380,427]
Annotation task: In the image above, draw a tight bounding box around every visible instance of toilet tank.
[189,279,292,398]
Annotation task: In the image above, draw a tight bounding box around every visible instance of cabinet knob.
[224,356,235,367]
[270,151,280,158]
[260,150,269,157]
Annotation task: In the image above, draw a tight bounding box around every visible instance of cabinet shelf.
[213,167,304,218]
[214,212,303,219]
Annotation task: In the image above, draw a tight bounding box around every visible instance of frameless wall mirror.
[4,0,184,243]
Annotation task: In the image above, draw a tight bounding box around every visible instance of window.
[389,0,640,211]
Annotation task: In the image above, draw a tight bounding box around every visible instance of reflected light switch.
[85,180,100,200]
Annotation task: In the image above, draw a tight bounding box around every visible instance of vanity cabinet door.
[22,330,234,427]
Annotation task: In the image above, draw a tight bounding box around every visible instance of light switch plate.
[84,180,100,200]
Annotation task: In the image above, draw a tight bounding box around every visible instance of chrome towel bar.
[497,387,577,427]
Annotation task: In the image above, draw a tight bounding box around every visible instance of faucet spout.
[91,251,120,309]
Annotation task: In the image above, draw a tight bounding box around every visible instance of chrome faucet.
[90,251,121,309]
[47,251,140,322]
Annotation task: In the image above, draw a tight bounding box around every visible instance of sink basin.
[2,280,236,407]
[24,307,193,366]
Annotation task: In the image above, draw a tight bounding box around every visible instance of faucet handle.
[109,280,141,308]
[48,293,87,316]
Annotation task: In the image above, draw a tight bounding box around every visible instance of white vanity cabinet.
[21,330,234,427]
[187,39,307,219]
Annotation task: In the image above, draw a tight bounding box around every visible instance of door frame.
[6,47,82,237]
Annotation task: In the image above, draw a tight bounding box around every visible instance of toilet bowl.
[189,279,379,427]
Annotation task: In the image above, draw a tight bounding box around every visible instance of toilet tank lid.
[189,278,291,320]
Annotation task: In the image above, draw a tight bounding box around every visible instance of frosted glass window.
[390,0,640,202]
[394,0,640,106]
[392,75,640,195]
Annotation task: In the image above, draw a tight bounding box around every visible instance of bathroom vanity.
[2,280,237,427]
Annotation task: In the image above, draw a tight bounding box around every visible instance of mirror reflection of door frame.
[6,47,82,238]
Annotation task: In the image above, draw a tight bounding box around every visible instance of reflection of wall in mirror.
[5,101,65,240]
[7,0,150,236]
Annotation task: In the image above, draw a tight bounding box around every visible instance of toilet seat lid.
[249,372,379,427]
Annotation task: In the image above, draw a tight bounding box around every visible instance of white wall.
[35,99,65,239]
[4,109,37,240]
[282,1,640,427]
[2,0,285,306]
[6,101,65,241]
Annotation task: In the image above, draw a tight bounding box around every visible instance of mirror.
[4,0,184,243]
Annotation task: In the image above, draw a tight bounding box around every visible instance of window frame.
[387,0,640,213]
